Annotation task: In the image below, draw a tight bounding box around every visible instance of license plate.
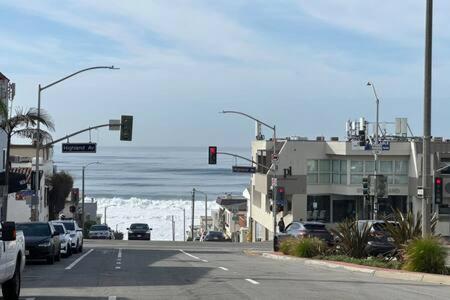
[214,237,218,240]
[25,250,29,255]
[137,235,141,237]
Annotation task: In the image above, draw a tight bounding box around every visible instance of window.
[350,160,363,184]
[307,195,330,222]
[393,160,408,185]
[332,160,347,184]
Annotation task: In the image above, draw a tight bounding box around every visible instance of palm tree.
[0,101,55,221]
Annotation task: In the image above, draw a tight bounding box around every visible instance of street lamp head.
[366,82,372,86]
[110,66,120,70]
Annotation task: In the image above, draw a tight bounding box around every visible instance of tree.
[48,171,73,220]
[0,101,55,221]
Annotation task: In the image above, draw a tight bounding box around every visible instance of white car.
[57,220,83,253]
[51,222,72,257]
[88,224,113,239]
[0,222,26,299]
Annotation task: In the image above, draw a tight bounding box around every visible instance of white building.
[7,145,54,222]
[249,118,450,241]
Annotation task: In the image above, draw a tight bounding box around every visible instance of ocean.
[53,146,251,240]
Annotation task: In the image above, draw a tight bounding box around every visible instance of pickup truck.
[0,222,26,300]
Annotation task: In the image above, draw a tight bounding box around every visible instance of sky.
[2,0,450,148]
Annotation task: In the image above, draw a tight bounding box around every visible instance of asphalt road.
[9,240,450,300]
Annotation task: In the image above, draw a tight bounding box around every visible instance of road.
[11,240,450,300]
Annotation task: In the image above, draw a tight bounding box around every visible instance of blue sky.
[2,0,450,147]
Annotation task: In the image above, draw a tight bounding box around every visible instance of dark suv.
[127,223,151,240]
[16,222,61,264]
[275,222,333,251]
[356,220,397,256]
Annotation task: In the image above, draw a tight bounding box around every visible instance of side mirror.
[2,222,16,241]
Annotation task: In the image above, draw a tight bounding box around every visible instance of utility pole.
[422,0,433,237]
[367,82,380,220]
[183,208,186,241]
[172,215,175,241]
[191,188,195,241]
[205,194,208,233]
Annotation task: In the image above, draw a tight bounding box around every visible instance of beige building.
[249,119,450,241]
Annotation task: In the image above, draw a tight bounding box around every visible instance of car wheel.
[47,254,54,265]
[68,244,72,256]
[2,257,21,300]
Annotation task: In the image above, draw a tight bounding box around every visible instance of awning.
[0,168,43,193]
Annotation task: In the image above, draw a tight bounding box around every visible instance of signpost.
[109,119,121,131]
[62,143,97,153]
[232,166,256,173]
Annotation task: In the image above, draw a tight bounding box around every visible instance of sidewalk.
[245,250,450,286]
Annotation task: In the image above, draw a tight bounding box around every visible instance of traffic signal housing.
[208,146,217,164]
[120,115,133,141]
[359,130,366,147]
[362,177,370,196]
[435,177,443,204]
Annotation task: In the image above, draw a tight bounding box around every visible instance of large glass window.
[350,160,363,184]
[393,160,409,185]
[332,160,347,184]
[307,196,330,222]
[333,199,356,222]
[308,159,346,185]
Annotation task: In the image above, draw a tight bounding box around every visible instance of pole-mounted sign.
[232,166,256,173]
[62,143,97,153]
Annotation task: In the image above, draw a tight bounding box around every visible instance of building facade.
[250,124,450,241]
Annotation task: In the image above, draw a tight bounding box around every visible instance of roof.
[0,72,9,81]
[216,195,247,211]
[11,167,32,184]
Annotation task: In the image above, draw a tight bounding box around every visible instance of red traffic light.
[208,146,217,165]
[436,178,442,185]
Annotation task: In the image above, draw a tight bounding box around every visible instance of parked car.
[203,231,230,242]
[16,222,61,264]
[274,221,333,251]
[0,222,26,300]
[51,222,72,257]
[356,220,397,256]
[88,225,113,239]
[58,220,83,253]
[127,223,151,240]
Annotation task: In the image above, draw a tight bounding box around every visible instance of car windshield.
[17,223,51,236]
[60,222,75,231]
[53,224,65,234]
[207,232,224,237]
[90,225,109,231]
[130,224,149,230]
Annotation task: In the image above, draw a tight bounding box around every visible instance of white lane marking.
[219,267,229,271]
[24,298,36,300]
[116,261,121,265]
[118,248,122,259]
[179,249,200,260]
[115,266,121,269]
[245,278,260,285]
[65,249,94,270]
[108,297,117,300]
[201,259,208,263]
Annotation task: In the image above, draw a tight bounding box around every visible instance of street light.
[221,110,278,250]
[179,207,186,241]
[81,161,101,229]
[104,205,116,225]
[367,82,380,219]
[34,66,119,221]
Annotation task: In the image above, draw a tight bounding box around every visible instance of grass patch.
[317,255,403,270]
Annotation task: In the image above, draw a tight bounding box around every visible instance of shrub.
[279,238,297,255]
[319,255,403,270]
[292,237,326,258]
[331,218,371,258]
[113,231,124,240]
[383,209,438,249]
[403,238,448,274]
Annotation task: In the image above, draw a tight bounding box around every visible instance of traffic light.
[120,115,133,141]
[267,189,273,199]
[276,187,285,212]
[435,177,443,204]
[208,146,217,164]
[376,175,388,198]
[362,177,370,196]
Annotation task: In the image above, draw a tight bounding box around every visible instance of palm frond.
[9,107,55,132]
[14,128,53,143]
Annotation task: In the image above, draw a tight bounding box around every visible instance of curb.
[252,251,450,286]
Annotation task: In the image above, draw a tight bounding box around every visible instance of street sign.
[62,143,97,153]
[417,186,424,197]
[109,119,121,131]
[272,154,279,162]
[232,166,256,173]
[271,177,278,187]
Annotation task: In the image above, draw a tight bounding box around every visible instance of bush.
[403,238,448,274]
[331,218,371,258]
[383,209,438,249]
[292,238,326,258]
[113,231,124,240]
[279,238,297,255]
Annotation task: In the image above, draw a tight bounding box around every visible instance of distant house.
[216,194,247,241]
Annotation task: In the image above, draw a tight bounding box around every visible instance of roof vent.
[433,137,443,142]
[316,136,325,141]
[330,137,339,141]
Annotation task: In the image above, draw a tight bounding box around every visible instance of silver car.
[88,224,112,239]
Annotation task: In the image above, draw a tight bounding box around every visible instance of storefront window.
[351,161,363,173]
[380,161,393,173]
[333,199,356,222]
[307,196,330,222]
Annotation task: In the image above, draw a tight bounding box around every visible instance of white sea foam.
[94,197,219,241]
